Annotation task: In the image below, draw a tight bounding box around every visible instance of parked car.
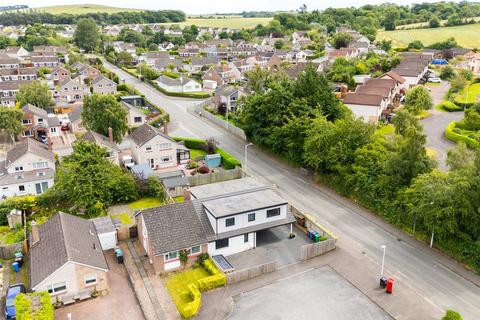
[122,155,135,169]
[37,134,48,145]
[428,77,442,83]
[5,283,26,319]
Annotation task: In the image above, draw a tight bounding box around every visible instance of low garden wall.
[226,261,277,285]
[193,105,247,141]
[187,167,243,187]
[0,241,23,259]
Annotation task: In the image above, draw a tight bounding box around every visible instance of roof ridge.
[56,212,71,262]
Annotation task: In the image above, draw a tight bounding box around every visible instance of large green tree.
[16,81,53,109]
[52,140,138,215]
[0,108,23,143]
[82,94,128,143]
[404,86,433,115]
[74,18,100,52]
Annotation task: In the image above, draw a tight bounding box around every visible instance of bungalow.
[381,71,407,91]
[81,130,120,165]
[0,67,37,82]
[113,42,136,54]
[121,101,147,128]
[141,52,170,68]
[0,80,32,107]
[92,75,117,95]
[153,58,183,72]
[342,93,388,124]
[128,124,178,170]
[184,56,219,73]
[4,46,30,60]
[31,56,59,68]
[59,79,89,102]
[391,67,425,87]
[0,139,55,198]
[0,54,20,69]
[137,178,295,273]
[154,76,201,93]
[30,213,109,303]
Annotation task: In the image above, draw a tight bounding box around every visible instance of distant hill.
[29,4,145,15]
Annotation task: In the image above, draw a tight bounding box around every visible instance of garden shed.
[92,216,117,250]
[205,154,221,168]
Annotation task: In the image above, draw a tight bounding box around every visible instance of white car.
[428,77,441,83]
[122,155,135,169]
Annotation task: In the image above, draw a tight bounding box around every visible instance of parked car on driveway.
[428,77,442,83]
[37,133,48,145]
[5,283,26,319]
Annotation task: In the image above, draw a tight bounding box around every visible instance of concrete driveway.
[422,82,464,170]
[54,250,144,320]
[228,266,392,320]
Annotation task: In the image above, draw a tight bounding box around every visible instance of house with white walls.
[136,178,295,273]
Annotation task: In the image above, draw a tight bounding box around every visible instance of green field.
[30,4,144,14]
[377,23,480,48]
[395,16,480,30]
[163,17,272,29]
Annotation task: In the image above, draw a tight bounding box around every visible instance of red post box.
[386,278,394,294]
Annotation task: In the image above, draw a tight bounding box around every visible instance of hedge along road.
[103,60,480,319]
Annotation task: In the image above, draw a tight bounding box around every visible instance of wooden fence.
[0,242,23,259]
[187,167,242,187]
[300,238,336,261]
[226,261,276,285]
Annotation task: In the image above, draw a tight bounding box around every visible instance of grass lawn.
[377,23,480,48]
[128,197,164,211]
[375,124,395,137]
[174,196,185,203]
[190,148,207,160]
[29,4,143,14]
[110,212,133,225]
[0,226,24,245]
[166,266,210,312]
[455,83,480,104]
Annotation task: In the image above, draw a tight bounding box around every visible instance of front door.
[148,158,155,169]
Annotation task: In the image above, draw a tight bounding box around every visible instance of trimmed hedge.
[445,122,480,149]
[437,101,463,112]
[173,137,208,150]
[15,292,53,320]
[179,284,201,319]
[214,147,242,169]
[197,259,226,291]
[147,79,212,99]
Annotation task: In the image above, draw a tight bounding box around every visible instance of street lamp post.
[381,245,386,277]
[244,143,253,176]
[430,229,435,248]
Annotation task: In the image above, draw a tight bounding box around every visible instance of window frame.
[225,217,235,227]
[164,251,178,262]
[84,273,97,286]
[18,185,25,192]
[247,213,255,222]
[190,246,200,255]
[215,238,229,249]
[47,281,67,294]
[244,234,249,243]
[266,208,281,218]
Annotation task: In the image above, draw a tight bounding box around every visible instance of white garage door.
[98,231,117,250]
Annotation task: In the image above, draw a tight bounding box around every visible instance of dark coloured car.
[5,283,26,319]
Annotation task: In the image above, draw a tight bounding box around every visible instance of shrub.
[197,274,226,291]
[195,253,209,266]
[173,137,208,150]
[445,122,480,149]
[442,310,463,320]
[196,165,210,174]
[203,259,220,275]
[437,101,462,112]
[15,292,53,320]
[179,284,201,319]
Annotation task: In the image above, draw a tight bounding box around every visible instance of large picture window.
[266,208,281,218]
[84,273,97,286]
[215,238,229,249]
[47,282,66,294]
[164,251,178,261]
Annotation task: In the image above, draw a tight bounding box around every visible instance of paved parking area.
[228,266,392,320]
[226,225,311,269]
[54,250,144,320]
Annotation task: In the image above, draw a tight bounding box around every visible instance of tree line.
[0,10,186,26]
[239,64,480,272]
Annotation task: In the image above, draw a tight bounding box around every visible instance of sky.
[1,0,473,14]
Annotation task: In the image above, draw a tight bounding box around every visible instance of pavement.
[422,82,464,170]
[54,250,144,320]
[228,266,392,320]
[104,61,480,320]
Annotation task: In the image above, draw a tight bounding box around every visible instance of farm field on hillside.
[377,23,480,48]
[163,17,272,29]
[28,4,143,14]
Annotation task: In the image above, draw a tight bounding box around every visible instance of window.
[244,234,249,243]
[146,146,152,152]
[191,246,200,254]
[161,156,172,163]
[266,208,281,218]
[22,130,32,137]
[18,185,25,192]
[159,143,172,149]
[15,166,23,172]
[37,118,43,123]
[37,172,45,177]
[164,251,178,261]
[215,238,229,249]
[22,119,31,125]
[50,127,57,133]
[33,161,48,169]
[84,273,97,286]
[225,217,235,227]
[248,213,255,222]
[148,158,155,169]
[35,182,49,194]
[47,282,66,294]
[134,116,143,123]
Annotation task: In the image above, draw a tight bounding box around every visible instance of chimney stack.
[183,188,191,201]
[31,220,39,246]
[107,127,113,142]
[163,122,168,135]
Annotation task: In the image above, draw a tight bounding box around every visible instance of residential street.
[104,61,480,319]
[422,82,464,170]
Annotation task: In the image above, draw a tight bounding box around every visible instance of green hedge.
[197,274,226,291]
[173,137,208,150]
[214,147,242,169]
[147,79,212,99]
[445,122,480,149]
[179,284,201,319]
[437,101,463,112]
[15,292,53,320]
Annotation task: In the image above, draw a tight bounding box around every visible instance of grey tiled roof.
[30,212,108,288]
[129,124,174,147]
[155,75,195,86]
[22,104,47,118]
[6,138,54,166]
[82,131,119,151]
[141,201,208,255]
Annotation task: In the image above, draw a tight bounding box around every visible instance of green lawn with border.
[128,197,164,211]
[455,83,480,104]
[190,149,207,160]
[377,23,480,48]
[166,266,210,313]
[110,212,133,225]
[375,124,395,137]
